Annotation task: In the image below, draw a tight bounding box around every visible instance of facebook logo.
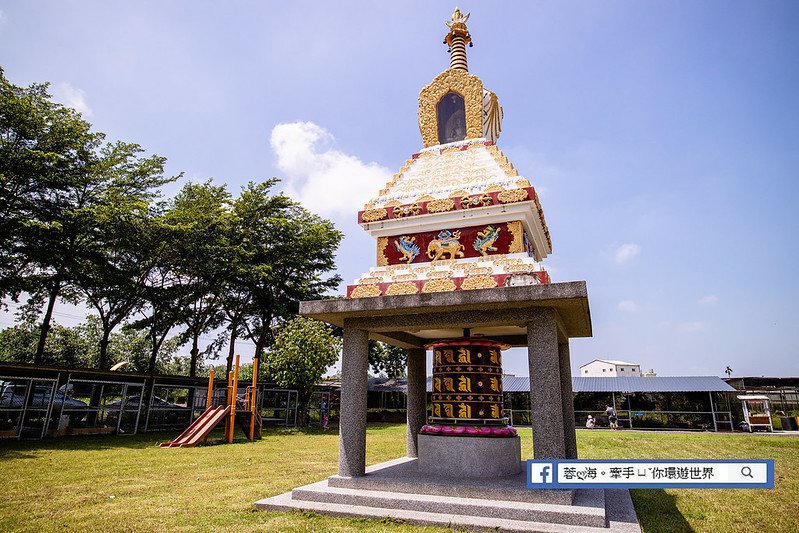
[528,462,555,487]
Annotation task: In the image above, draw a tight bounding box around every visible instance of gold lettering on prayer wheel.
[428,338,509,426]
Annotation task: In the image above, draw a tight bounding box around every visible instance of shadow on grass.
[632,489,694,533]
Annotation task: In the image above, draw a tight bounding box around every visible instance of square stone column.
[405,348,427,458]
[338,326,369,477]
[558,342,578,459]
[527,308,566,459]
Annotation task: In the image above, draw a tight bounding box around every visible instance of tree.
[0,68,103,356]
[164,182,231,377]
[262,316,340,426]
[235,182,343,362]
[368,341,408,378]
[73,142,173,369]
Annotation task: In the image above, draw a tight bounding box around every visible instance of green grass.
[0,425,797,532]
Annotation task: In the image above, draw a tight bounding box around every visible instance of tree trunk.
[34,284,60,364]
[98,327,112,370]
[226,316,239,374]
[189,333,200,378]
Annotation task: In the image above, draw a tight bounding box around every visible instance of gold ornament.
[427,198,455,213]
[361,208,388,222]
[497,188,529,204]
[377,237,389,267]
[351,285,382,298]
[386,282,419,296]
[422,279,457,293]
[418,69,484,147]
[507,221,524,253]
[393,203,422,218]
[461,276,498,290]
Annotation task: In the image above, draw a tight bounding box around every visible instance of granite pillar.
[558,342,578,459]
[527,309,566,459]
[405,347,427,458]
[338,326,369,477]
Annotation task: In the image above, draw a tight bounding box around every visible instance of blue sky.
[1,1,797,377]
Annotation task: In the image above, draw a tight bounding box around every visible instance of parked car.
[106,395,182,409]
[0,382,88,410]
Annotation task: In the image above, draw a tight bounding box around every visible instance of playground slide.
[160,405,231,448]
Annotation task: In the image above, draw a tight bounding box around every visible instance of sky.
[1,1,797,378]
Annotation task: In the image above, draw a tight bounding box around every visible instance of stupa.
[256,9,639,532]
[348,7,551,301]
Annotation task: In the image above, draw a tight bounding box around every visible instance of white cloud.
[678,321,707,333]
[52,82,93,116]
[614,243,640,264]
[698,295,719,306]
[617,300,637,312]
[270,122,391,219]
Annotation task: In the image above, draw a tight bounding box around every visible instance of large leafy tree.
[0,69,175,365]
[164,182,232,377]
[236,183,343,362]
[73,143,174,369]
[262,316,340,426]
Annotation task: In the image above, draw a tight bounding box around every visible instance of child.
[585,414,596,429]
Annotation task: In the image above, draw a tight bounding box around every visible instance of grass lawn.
[0,425,796,532]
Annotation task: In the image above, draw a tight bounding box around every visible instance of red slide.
[160,405,231,448]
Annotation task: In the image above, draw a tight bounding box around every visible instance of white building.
[580,359,641,377]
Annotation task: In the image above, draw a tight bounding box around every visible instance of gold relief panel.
[391,273,419,282]
[416,194,435,203]
[361,208,388,222]
[497,188,529,204]
[484,185,504,193]
[377,237,389,267]
[449,189,470,198]
[383,200,402,207]
[516,179,531,188]
[418,69,484,147]
[427,198,455,213]
[422,279,457,293]
[461,265,493,276]
[507,221,524,253]
[385,282,419,296]
[350,285,382,298]
[461,275,498,291]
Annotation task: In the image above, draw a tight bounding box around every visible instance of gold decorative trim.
[484,185,504,193]
[516,179,531,188]
[416,194,435,203]
[386,282,419,296]
[507,221,524,253]
[461,275,498,291]
[393,203,422,218]
[461,194,492,209]
[351,285,382,298]
[418,69,484,147]
[504,264,537,274]
[384,200,401,208]
[391,273,419,282]
[377,237,389,267]
[497,188,529,204]
[422,279,457,293]
[461,265,493,276]
[449,189,470,198]
[427,198,455,213]
[427,269,453,279]
[357,276,384,285]
[361,208,388,222]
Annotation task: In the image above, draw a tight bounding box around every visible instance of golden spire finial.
[444,7,472,71]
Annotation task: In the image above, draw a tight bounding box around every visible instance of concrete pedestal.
[418,434,522,478]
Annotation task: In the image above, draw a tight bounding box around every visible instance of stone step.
[289,480,605,527]
[255,488,641,533]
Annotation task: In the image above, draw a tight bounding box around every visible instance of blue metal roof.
[426,376,735,393]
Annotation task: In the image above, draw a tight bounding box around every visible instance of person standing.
[605,404,618,430]
[320,399,329,431]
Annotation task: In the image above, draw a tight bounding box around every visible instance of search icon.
[741,466,754,478]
